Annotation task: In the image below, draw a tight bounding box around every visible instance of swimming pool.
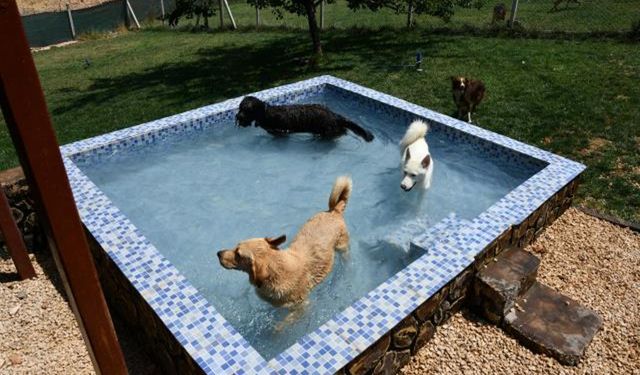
[62,76,585,373]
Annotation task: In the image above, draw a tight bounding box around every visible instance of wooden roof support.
[0,1,128,373]
[0,188,36,279]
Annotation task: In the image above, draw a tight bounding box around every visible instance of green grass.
[1,23,639,222]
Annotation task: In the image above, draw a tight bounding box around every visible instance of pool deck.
[60,75,585,374]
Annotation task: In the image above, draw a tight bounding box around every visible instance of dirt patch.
[578,137,612,156]
[18,0,110,15]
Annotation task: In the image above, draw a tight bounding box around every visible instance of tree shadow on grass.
[323,27,468,71]
[51,28,463,119]
[52,33,349,117]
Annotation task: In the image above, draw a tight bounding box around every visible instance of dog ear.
[249,256,269,288]
[422,154,431,168]
[405,148,411,160]
[265,235,286,249]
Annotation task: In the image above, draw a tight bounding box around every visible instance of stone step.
[504,281,603,366]
[472,246,540,323]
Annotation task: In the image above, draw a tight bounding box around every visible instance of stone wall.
[337,177,580,375]
[0,167,44,250]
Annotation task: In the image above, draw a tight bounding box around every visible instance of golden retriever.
[217,176,352,308]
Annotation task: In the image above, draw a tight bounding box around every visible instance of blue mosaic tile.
[62,75,586,374]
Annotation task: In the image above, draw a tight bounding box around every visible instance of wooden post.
[222,0,236,29]
[126,0,141,29]
[509,0,519,27]
[218,0,224,28]
[407,0,414,28]
[319,0,324,30]
[0,2,128,374]
[160,0,165,25]
[66,4,76,39]
[0,190,36,280]
[255,6,260,26]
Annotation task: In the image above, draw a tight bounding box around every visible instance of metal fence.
[242,0,640,35]
[23,0,640,47]
[23,0,170,47]
[492,0,640,34]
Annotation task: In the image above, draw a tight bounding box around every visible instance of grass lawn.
[1,24,639,222]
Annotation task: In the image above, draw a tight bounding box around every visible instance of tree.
[248,0,334,57]
[167,0,217,28]
[346,0,486,28]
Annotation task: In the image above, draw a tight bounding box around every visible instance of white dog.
[400,120,433,192]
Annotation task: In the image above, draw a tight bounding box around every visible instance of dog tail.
[328,176,352,214]
[400,120,429,151]
[342,119,374,142]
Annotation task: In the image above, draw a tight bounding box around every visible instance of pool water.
[78,89,541,359]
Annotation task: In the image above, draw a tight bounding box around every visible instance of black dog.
[235,96,374,142]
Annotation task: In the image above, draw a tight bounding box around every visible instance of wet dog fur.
[235,96,374,142]
[400,120,433,192]
[217,176,352,308]
[451,76,486,123]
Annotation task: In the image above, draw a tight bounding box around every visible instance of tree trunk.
[407,0,414,28]
[303,0,322,57]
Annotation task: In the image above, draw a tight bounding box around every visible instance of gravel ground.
[1,208,638,373]
[402,208,640,375]
[0,253,93,374]
[0,251,155,374]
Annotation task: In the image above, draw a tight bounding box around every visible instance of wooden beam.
[0,189,36,280]
[0,1,128,374]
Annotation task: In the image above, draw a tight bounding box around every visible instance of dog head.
[236,96,266,127]
[217,235,286,287]
[450,76,467,92]
[401,148,431,192]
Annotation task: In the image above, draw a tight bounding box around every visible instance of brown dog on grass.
[450,76,486,123]
[492,3,507,24]
[217,176,352,309]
